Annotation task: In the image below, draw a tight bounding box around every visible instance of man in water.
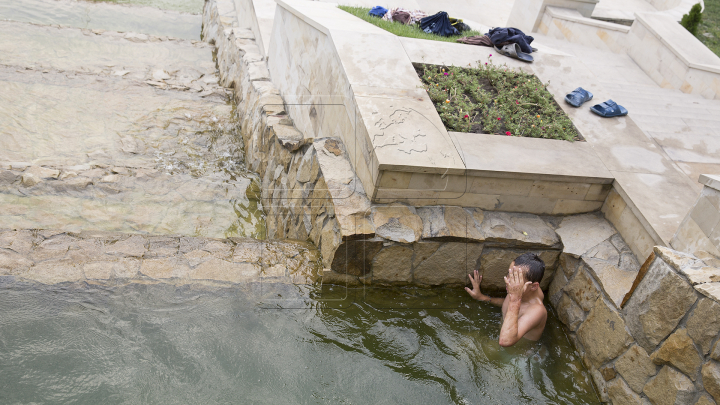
[465,253,547,347]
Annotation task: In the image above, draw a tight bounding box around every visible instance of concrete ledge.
[634,12,720,75]
[546,6,630,32]
[627,12,720,99]
[449,131,613,183]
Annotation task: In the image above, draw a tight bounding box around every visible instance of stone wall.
[201,0,635,291]
[537,7,630,54]
[551,235,720,403]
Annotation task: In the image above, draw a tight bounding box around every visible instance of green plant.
[681,3,703,36]
[337,5,481,43]
[417,60,579,141]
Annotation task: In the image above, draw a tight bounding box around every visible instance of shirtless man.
[465,253,548,347]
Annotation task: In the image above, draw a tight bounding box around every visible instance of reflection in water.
[0,282,600,404]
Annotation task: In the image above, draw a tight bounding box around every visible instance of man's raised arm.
[465,270,504,307]
[498,267,542,347]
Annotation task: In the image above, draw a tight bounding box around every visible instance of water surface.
[0,282,600,404]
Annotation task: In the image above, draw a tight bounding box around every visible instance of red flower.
[463,114,469,119]
[506,131,511,136]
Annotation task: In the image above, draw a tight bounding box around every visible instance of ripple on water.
[0,283,600,404]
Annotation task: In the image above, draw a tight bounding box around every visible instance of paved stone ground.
[0,14,265,239]
[535,34,720,192]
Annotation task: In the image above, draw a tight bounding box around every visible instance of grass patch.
[337,5,481,42]
[416,62,580,141]
[696,0,720,57]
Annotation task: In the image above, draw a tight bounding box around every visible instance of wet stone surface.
[0,17,265,238]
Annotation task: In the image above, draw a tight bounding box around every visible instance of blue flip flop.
[564,87,593,107]
[590,99,628,117]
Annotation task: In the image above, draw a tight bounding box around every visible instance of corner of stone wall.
[550,220,720,404]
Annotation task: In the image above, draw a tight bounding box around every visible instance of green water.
[0,281,600,404]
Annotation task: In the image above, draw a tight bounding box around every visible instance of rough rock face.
[686,298,720,355]
[480,211,560,248]
[413,243,484,286]
[372,205,423,243]
[577,298,633,367]
[556,213,616,257]
[623,259,699,352]
[615,345,658,393]
[703,362,720,403]
[417,206,484,242]
[371,245,413,284]
[0,230,320,285]
[643,366,697,405]
[650,329,702,380]
[607,378,643,405]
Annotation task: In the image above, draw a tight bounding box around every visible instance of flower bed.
[416,61,580,141]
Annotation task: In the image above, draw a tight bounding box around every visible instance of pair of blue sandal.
[564,87,628,117]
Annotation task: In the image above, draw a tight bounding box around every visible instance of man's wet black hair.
[514,253,545,284]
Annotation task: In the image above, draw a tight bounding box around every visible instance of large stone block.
[703,361,720,403]
[480,212,559,248]
[577,297,633,367]
[372,245,413,284]
[584,257,637,308]
[371,204,423,243]
[687,298,720,355]
[643,366,696,405]
[623,258,698,352]
[563,265,600,312]
[477,248,558,292]
[548,269,568,307]
[414,242,483,286]
[695,394,717,405]
[559,253,581,278]
[556,293,586,331]
[417,206,484,242]
[607,377,643,405]
[556,213,616,257]
[615,344,658,393]
[650,329,702,380]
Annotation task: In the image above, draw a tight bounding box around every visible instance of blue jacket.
[488,27,534,54]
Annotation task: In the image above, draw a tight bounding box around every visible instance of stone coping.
[546,6,630,32]
[635,12,720,75]
[700,174,720,192]
[273,0,616,186]
[449,131,613,183]
[267,0,698,253]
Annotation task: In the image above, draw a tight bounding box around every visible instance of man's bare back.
[465,254,548,347]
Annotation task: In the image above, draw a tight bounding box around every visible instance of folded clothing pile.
[367,7,470,37]
[420,11,459,37]
[381,7,427,25]
[456,27,536,62]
